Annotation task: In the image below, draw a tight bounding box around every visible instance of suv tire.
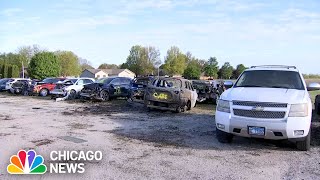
[315,95,320,115]
[296,130,311,151]
[216,128,233,143]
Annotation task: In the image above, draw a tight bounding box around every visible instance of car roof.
[246,65,299,72]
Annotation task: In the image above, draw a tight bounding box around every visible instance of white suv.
[215,65,319,151]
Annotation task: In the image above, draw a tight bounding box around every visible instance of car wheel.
[69,90,77,99]
[315,95,320,115]
[23,90,29,96]
[216,128,233,143]
[39,89,49,97]
[187,101,192,111]
[100,90,110,101]
[296,130,311,151]
[175,106,182,113]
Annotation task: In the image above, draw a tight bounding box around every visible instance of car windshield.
[67,79,78,84]
[96,78,114,84]
[234,70,305,90]
[163,79,182,88]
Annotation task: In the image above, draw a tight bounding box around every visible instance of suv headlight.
[217,100,231,113]
[289,103,308,117]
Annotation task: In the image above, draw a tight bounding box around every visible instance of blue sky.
[0,0,319,73]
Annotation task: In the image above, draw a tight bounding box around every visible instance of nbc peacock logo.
[7,150,47,174]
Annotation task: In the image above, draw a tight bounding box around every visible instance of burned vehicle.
[129,76,154,103]
[144,77,197,113]
[192,80,219,104]
[11,79,38,96]
[33,77,66,97]
[80,77,132,101]
[50,78,95,99]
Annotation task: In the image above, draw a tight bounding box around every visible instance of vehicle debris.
[144,77,197,113]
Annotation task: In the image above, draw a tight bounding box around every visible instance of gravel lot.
[0,93,320,180]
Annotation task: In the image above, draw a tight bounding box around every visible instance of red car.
[33,78,66,96]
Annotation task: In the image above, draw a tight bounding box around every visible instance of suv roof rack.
[250,65,297,69]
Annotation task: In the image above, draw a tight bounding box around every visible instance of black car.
[129,76,154,102]
[80,77,132,101]
[11,79,38,95]
[0,78,14,91]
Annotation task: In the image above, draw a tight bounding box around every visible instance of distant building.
[80,69,136,79]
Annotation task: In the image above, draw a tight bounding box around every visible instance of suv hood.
[221,87,307,104]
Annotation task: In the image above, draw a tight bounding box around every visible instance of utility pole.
[22,61,25,78]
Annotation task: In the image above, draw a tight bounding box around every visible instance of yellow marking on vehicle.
[115,87,121,94]
[153,92,168,100]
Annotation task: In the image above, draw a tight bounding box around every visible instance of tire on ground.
[296,130,311,151]
[216,128,233,143]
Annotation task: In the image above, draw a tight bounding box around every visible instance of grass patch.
[309,90,320,104]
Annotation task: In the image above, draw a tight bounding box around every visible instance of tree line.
[0,45,94,79]
[118,45,247,79]
[6,44,317,81]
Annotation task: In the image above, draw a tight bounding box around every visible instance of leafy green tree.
[55,51,81,77]
[183,60,201,79]
[98,63,119,69]
[218,62,234,79]
[204,57,219,79]
[163,46,187,76]
[124,45,161,76]
[17,44,42,67]
[28,52,61,79]
[232,64,247,79]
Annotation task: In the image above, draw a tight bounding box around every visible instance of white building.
[80,69,135,79]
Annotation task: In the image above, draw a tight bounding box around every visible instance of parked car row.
[1,76,227,113]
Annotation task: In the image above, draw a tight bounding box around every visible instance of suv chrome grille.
[233,101,287,108]
[233,109,286,119]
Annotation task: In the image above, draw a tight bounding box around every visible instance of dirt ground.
[0,93,320,180]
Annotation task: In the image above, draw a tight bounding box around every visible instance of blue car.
[0,78,14,91]
[80,77,132,101]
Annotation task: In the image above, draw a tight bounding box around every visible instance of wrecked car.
[129,76,154,103]
[33,77,66,97]
[192,80,219,104]
[50,78,95,100]
[11,79,38,96]
[80,77,132,101]
[144,77,197,113]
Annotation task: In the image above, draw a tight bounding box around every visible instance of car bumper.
[215,111,311,140]
[50,90,67,96]
[146,100,180,111]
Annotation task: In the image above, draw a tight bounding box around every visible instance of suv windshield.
[234,70,305,90]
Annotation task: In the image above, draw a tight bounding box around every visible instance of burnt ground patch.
[61,100,145,116]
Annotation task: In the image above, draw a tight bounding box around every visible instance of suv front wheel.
[296,131,311,151]
[315,95,320,115]
[216,128,233,143]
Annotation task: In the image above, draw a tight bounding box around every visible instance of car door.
[120,78,131,97]
[188,82,197,108]
[109,78,121,97]
[74,79,85,92]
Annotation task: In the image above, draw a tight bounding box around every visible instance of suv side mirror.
[110,84,114,88]
[307,83,320,91]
